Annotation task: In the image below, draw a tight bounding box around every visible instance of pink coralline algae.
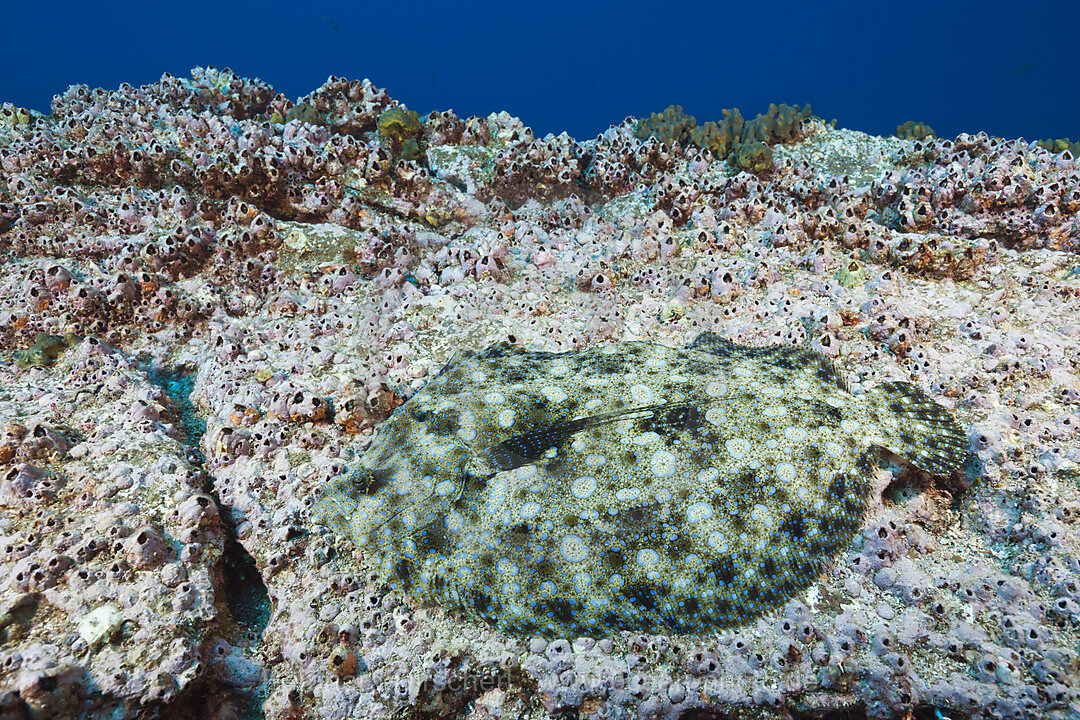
[1,67,1079,719]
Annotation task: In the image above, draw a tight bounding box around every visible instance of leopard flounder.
[313,332,967,638]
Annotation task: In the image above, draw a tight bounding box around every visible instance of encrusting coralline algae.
[315,333,968,638]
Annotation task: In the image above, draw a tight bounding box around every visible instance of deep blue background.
[4,0,1078,142]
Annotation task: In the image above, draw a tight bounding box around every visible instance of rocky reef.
[0,67,1078,719]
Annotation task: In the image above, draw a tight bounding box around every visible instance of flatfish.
[314,332,968,638]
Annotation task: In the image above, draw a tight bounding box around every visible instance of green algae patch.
[9,332,81,369]
[635,102,811,173]
[735,140,774,173]
[378,106,423,161]
[1037,137,1080,156]
[285,100,325,126]
[896,120,935,140]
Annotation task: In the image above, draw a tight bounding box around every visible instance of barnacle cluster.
[1,66,1078,720]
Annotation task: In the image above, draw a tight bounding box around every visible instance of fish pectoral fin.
[480,405,662,472]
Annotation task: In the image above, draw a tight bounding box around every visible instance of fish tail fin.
[867,381,968,475]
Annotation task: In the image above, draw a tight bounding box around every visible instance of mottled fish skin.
[314,332,968,638]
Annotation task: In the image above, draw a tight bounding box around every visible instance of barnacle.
[836,258,868,288]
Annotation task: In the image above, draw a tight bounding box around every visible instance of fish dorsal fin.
[687,332,790,362]
[688,332,851,393]
[768,346,852,394]
[686,331,742,356]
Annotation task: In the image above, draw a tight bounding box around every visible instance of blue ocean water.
[4,0,1079,143]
